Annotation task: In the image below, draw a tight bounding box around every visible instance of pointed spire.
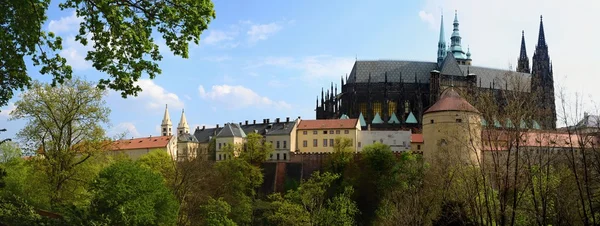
[178,109,188,128]
[437,12,447,64]
[466,46,471,60]
[450,10,466,60]
[517,30,530,73]
[537,15,546,48]
[162,104,172,125]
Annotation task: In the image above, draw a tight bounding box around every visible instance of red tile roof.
[424,88,480,114]
[411,134,424,143]
[111,136,173,151]
[481,129,599,151]
[297,119,358,130]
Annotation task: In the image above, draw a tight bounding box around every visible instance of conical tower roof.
[424,88,480,114]
[178,109,189,128]
[162,104,172,125]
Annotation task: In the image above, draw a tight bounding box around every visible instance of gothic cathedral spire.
[531,15,556,129]
[517,30,530,73]
[450,10,466,60]
[437,13,447,65]
[177,109,190,135]
[161,104,172,136]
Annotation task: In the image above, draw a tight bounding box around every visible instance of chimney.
[216,124,219,128]
[253,120,256,125]
[245,120,248,125]
[266,118,270,123]
[263,119,266,124]
[298,116,301,119]
[239,122,242,126]
[276,118,280,123]
[286,117,290,122]
[202,125,205,130]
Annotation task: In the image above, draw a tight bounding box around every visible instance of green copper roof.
[505,119,514,128]
[340,114,349,119]
[372,113,384,124]
[520,119,528,129]
[405,112,418,124]
[532,120,541,130]
[359,113,366,127]
[481,118,488,126]
[494,118,502,128]
[388,112,400,124]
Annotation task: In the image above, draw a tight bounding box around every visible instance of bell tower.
[177,109,190,135]
[161,104,172,136]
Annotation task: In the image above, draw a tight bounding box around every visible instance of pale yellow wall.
[215,137,244,161]
[110,147,168,160]
[422,111,482,165]
[266,134,292,161]
[177,141,199,161]
[411,141,424,152]
[296,126,359,153]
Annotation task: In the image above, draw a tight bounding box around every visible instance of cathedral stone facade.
[316,12,556,131]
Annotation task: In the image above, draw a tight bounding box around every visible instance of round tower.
[422,88,482,165]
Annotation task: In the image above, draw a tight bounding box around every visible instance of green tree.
[326,137,354,175]
[240,132,274,166]
[137,150,176,187]
[90,160,178,226]
[266,172,359,226]
[0,141,21,163]
[0,0,216,108]
[9,78,110,208]
[199,197,237,226]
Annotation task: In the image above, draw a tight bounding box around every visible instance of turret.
[161,104,172,136]
[450,10,467,60]
[177,109,190,135]
[437,13,447,66]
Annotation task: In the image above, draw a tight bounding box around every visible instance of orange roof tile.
[481,129,599,151]
[424,88,480,114]
[411,134,424,143]
[111,136,173,151]
[297,119,358,130]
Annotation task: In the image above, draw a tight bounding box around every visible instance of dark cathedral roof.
[345,59,531,91]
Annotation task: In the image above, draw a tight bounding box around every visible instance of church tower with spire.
[517,31,530,73]
[437,13,447,66]
[448,11,471,65]
[177,109,190,135]
[531,15,556,129]
[161,104,172,136]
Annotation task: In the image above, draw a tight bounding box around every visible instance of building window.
[277,153,280,160]
[323,139,327,147]
[218,154,221,160]
[359,103,367,116]
[323,131,328,134]
[430,120,434,124]
[303,140,308,147]
[336,130,340,134]
[169,128,171,131]
[303,131,308,135]
[270,154,273,159]
[313,139,318,147]
[163,128,166,132]
[373,140,376,144]
[283,153,287,160]
[417,145,421,150]
[313,131,318,135]
[283,141,287,148]
[219,143,222,149]
[329,139,334,147]
[373,102,382,115]
[329,130,334,134]
[403,141,406,147]
[456,118,462,123]
[404,100,410,113]
[345,130,349,134]
[276,141,280,149]
[388,101,397,116]
[358,142,362,147]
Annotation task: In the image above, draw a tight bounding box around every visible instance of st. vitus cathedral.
[316,12,556,131]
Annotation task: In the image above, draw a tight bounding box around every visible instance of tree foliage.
[89,160,178,226]
[199,197,237,226]
[240,132,274,166]
[0,0,216,108]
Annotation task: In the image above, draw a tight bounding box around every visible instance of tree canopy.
[0,0,216,108]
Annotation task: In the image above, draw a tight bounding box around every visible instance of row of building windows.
[302,130,350,135]
[269,153,288,160]
[302,139,353,147]
[358,101,409,117]
[269,141,287,149]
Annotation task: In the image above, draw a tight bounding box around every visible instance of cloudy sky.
[1,0,599,139]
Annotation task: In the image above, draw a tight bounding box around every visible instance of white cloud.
[267,80,287,88]
[198,85,291,110]
[48,11,82,34]
[184,95,192,100]
[0,102,16,118]
[203,30,237,45]
[247,22,282,42]
[110,122,141,138]
[418,10,436,30]
[134,79,184,110]
[248,55,354,82]
[201,55,232,62]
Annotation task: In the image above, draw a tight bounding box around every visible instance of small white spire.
[162,104,172,125]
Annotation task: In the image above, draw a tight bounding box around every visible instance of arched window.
[404,100,410,113]
[388,101,397,116]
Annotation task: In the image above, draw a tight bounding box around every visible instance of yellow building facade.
[296,119,360,153]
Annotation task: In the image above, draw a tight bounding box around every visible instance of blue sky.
[1,0,599,140]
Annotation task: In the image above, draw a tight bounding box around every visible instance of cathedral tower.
[161,104,172,136]
[177,109,190,135]
[531,15,556,129]
[449,11,471,65]
[517,31,530,73]
[437,13,447,66]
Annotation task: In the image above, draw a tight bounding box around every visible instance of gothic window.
[373,102,382,115]
[359,103,367,116]
[388,101,397,116]
[404,100,410,113]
